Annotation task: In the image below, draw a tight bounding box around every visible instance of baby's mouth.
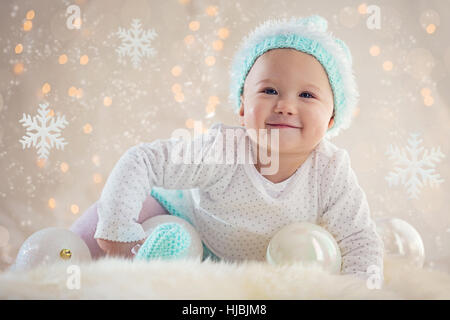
[266,123,301,129]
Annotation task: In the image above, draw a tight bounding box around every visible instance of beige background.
[0,0,449,272]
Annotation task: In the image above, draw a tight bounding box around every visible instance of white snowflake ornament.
[19,103,68,160]
[385,133,445,199]
[115,19,158,70]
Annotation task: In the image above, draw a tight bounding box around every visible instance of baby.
[71,15,384,281]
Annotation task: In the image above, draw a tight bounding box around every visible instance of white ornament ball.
[140,215,203,261]
[266,222,342,274]
[12,227,91,271]
[375,217,425,268]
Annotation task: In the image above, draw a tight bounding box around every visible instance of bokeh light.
[83,123,93,134]
[13,62,24,75]
[217,28,229,39]
[60,162,69,173]
[26,10,35,20]
[58,54,68,64]
[48,198,56,209]
[171,65,182,77]
[15,44,23,54]
[205,56,216,66]
[189,21,200,32]
[80,55,89,65]
[103,96,112,107]
[42,83,51,95]
[383,60,393,71]
[206,6,218,16]
[23,20,32,31]
[370,45,380,56]
[70,204,79,215]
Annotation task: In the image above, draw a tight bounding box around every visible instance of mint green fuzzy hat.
[229,15,359,139]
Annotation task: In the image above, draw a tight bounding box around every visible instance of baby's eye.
[262,88,277,95]
[300,92,314,99]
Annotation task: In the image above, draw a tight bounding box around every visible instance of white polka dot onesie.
[94,122,384,280]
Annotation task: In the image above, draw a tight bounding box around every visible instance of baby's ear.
[238,97,245,126]
[239,96,245,116]
[328,115,335,129]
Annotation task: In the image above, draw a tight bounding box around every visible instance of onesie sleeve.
[318,149,384,283]
[94,122,236,242]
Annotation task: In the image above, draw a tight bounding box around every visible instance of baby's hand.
[96,238,146,258]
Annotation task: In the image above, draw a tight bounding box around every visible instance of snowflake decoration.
[19,103,68,160]
[115,19,157,70]
[385,133,445,199]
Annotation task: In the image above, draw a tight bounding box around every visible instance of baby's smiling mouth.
[266,123,302,129]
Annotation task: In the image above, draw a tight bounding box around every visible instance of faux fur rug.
[1,257,450,299]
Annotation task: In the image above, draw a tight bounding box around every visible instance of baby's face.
[239,48,334,154]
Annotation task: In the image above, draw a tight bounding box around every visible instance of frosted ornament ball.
[135,215,203,261]
[266,222,342,274]
[375,217,425,268]
[12,227,91,271]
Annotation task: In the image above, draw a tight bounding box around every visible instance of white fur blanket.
[1,257,449,299]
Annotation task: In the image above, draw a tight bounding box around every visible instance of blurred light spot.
[83,123,92,134]
[184,35,195,45]
[206,104,216,114]
[103,96,112,107]
[208,96,220,106]
[178,0,191,4]
[42,82,51,95]
[171,65,182,77]
[174,92,185,102]
[189,21,200,31]
[93,173,102,184]
[68,86,78,97]
[420,88,431,97]
[358,3,367,14]
[369,45,380,56]
[15,43,23,54]
[424,96,434,106]
[36,158,46,168]
[59,54,68,64]
[76,88,83,98]
[171,83,182,94]
[13,62,24,75]
[426,24,436,34]
[23,20,33,31]
[217,28,229,39]
[73,17,82,29]
[92,155,101,166]
[60,162,69,173]
[206,6,218,16]
[80,55,89,65]
[212,40,223,51]
[383,60,393,71]
[71,204,79,215]
[205,56,216,66]
[26,10,35,20]
[48,198,56,209]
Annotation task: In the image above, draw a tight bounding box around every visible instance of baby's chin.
[255,140,304,155]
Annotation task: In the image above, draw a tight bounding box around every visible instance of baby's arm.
[318,149,384,283]
[94,123,234,250]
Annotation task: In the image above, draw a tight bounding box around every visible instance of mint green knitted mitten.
[136,222,191,260]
